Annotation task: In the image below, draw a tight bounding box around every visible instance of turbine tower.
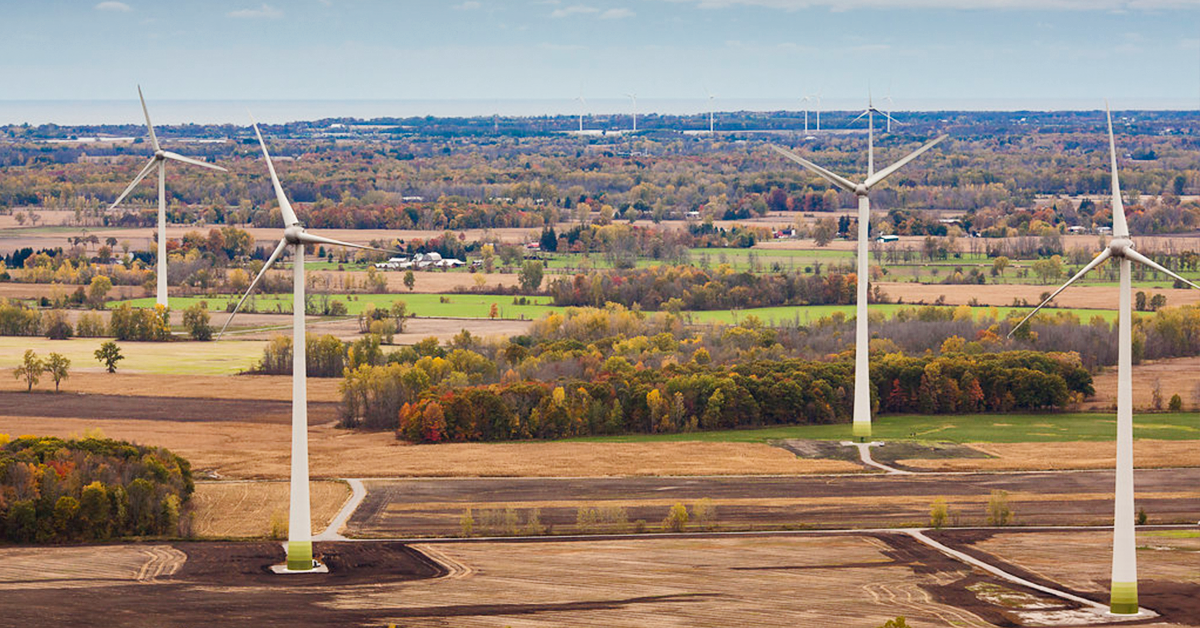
[1009,104,1199,615]
[575,91,587,133]
[625,93,638,133]
[108,86,227,308]
[771,109,946,439]
[800,96,812,134]
[219,118,388,572]
[707,89,716,135]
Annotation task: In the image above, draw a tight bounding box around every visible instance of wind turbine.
[219,118,389,572]
[810,91,823,132]
[707,89,716,135]
[849,94,900,173]
[883,90,895,133]
[770,113,947,440]
[1009,104,1199,616]
[108,86,227,308]
[800,96,812,135]
[625,93,638,133]
[575,91,587,133]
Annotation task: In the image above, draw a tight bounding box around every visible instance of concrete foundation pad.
[269,562,329,575]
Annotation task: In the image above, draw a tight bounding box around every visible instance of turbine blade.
[138,85,160,152]
[878,109,902,127]
[1106,103,1130,239]
[768,145,859,194]
[1008,248,1112,337]
[851,109,869,124]
[161,150,227,172]
[217,238,290,339]
[297,231,391,254]
[1125,248,1200,290]
[863,134,949,189]
[251,115,301,227]
[107,156,159,210]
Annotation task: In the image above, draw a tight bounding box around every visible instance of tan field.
[0,371,342,401]
[0,414,859,479]
[190,480,351,538]
[901,440,1200,472]
[1083,356,1200,412]
[310,269,520,293]
[876,281,1200,310]
[231,315,534,343]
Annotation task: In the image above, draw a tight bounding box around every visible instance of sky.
[1,1,1199,118]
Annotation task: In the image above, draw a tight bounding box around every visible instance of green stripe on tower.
[287,541,313,571]
[852,422,871,439]
[1110,581,1137,615]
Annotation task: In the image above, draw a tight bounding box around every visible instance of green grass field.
[568,412,1200,444]
[0,336,265,375]
[117,293,558,319]
[686,303,1121,325]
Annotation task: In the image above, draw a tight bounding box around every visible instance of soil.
[875,281,1200,310]
[0,390,339,425]
[929,529,1200,626]
[347,468,1200,538]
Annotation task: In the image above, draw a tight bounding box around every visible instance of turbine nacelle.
[1108,238,1135,258]
[284,225,307,244]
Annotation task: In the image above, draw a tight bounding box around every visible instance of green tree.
[403,270,416,291]
[13,349,44,392]
[183,303,212,341]
[991,256,1009,278]
[519,260,544,292]
[879,618,911,628]
[1169,393,1183,412]
[45,352,70,393]
[95,341,124,373]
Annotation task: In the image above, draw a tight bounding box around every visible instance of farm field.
[4,531,1195,627]
[0,336,267,375]
[191,480,351,538]
[571,412,1200,445]
[347,468,1200,537]
[116,292,557,319]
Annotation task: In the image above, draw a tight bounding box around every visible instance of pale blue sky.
[1,1,1199,111]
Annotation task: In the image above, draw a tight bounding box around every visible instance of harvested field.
[875,281,1200,310]
[901,440,1200,472]
[0,371,341,401]
[0,541,444,628]
[932,528,1200,626]
[0,282,147,300]
[0,544,185,590]
[191,480,351,538]
[1083,356,1200,412]
[347,468,1200,537]
[0,414,855,479]
[0,336,267,375]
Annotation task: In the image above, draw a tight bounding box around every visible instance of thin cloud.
[662,0,1200,10]
[455,1,482,8]
[551,5,600,17]
[95,1,132,12]
[601,7,635,17]
[228,4,284,19]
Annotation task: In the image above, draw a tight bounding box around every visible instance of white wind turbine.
[218,118,390,572]
[575,91,587,133]
[707,89,716,135]
[108,86,227,308]
[1009,104,1199,616]
[810,91,823,132]
[800,95,813,135]
[770,108,947,439]
[625,92,638,133]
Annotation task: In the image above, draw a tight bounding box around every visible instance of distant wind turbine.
[771,103,947,439]
[1009,104,1199,616]
[707,89,716,135]
[219,117,392,573]
[108,86,227,308]
[575,91,587,133]
[800,95,812,134]
[625,93,638,133]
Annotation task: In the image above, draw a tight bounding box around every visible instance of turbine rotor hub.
[1109,237,1134,258]
[854,184,869,196]
[284,225,305,244]
[154,150,165,160]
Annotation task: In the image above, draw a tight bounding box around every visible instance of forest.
[0,436,194,543]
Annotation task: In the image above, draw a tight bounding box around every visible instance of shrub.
[692,498,717,531]
[460,508,475,537]
[42,310,73,340]
[662,502,688,532]
[1169,394,1183,413]
[183,303,212,341]
[930,498,949,529]
[986,490,1012,526]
